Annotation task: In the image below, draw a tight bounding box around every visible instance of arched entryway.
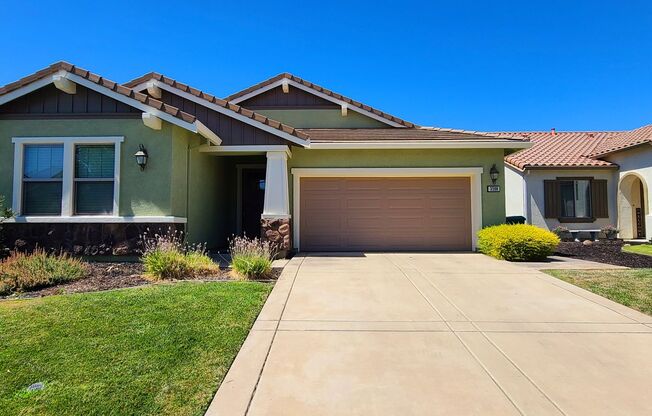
[618,174,648,239]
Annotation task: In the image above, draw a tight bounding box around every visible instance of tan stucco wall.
[604,145,652,239]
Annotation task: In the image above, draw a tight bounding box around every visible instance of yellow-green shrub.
[478,224,560,261]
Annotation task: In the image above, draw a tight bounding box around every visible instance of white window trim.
[12,136,123,218]
[4,216,187,224]
[291,167,484,251]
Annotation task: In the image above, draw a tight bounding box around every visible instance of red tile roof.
[502,126,652,170]
[125,72,310,142]
[501,131,620,169]
[224,73,417,128]
[0,62,197,124]
[589,124,652,157]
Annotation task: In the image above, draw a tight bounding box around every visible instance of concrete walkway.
[207,253,652,416]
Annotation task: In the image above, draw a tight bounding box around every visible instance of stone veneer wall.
[261,217,291,258]
[2,223,184,256]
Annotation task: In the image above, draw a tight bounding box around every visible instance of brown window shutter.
[591,179,609,218]
[544,180,561,218]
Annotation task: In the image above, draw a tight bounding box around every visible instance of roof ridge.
[223,72,417,128]
[124,72,310,142]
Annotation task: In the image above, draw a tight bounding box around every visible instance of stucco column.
[261,150,291,256]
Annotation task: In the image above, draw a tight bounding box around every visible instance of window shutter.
[591,179,609,218]
[544,180,561,218]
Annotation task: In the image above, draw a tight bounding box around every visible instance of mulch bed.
[556,241,652,268]
[3,262,282,300]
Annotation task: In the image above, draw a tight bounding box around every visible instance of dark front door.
[242,168,266,238]
[637,181,646,238]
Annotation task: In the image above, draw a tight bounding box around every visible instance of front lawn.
[544,269,652,316]
[623,244,652,257]
[0,281,272,416]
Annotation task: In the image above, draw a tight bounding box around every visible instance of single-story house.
[503,127,651,240]
[0,62,530,254]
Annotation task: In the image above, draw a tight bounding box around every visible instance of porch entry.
[238,166,266,238]
[618,174,648,239]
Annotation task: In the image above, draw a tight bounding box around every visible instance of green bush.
[229,236,274,279]
[478,224,560,261]
[0,249,88,295]
[140,229,219,280]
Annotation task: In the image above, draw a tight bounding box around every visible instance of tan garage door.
[299,177,472,251]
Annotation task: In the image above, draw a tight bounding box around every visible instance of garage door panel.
[300,177,472,251]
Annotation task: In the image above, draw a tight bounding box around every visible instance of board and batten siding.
[0,84,140,118]
[159,90,287,146]
[238,85,338,109]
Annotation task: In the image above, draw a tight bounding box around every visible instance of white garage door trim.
[291,167,484,251]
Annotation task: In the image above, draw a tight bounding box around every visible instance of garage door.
[299,177,472,251]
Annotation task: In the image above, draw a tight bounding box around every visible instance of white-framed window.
[12,137,123,217]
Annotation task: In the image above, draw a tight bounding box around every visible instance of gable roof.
[589,124,652,157]
[0,61,221,144]
[224,73,417,128]
[125,72,310,146]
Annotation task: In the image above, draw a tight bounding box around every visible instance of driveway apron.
[207,253,652,416]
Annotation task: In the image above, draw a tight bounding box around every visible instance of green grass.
[544,269,652,316]
[0,281,272,415]
[623,244,652,257]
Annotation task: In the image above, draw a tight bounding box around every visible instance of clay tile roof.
[223,73,418,128]
[589,124,652,157]
[0,62,198,126]
[125,72,310,142]
[500,131,621,169]
[299,128,527,142]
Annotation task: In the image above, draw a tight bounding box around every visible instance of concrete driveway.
[207,253,652,416]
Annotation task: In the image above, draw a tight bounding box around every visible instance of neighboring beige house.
[503,127,652,240]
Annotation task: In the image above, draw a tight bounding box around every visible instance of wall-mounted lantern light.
[489,164,499,184]
[134,144,148,171]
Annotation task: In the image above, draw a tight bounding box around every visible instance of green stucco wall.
[288,148,507,227]
[254,109,387,128]
[0,119,178,216]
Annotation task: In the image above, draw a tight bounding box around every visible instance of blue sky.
[1,0,651,131]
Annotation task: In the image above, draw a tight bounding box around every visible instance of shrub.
[600,225,619,239]
[0,195,14,257]
[229,236,274,279]
[478,224,560,261]
[140,229,219,280]
[0,249,88,295]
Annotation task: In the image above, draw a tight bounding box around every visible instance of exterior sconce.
[489,164,499,184]
[134,144,148,171]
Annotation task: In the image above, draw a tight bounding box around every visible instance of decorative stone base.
[261,217,291,258]
[2,223,184,256]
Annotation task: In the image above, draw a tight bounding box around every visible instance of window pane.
[560,181,575,217]
[75,145,115,178]
[23,182,62,215]
[574,180,591,218]
[75,182,114,214]
[23,145,63,178]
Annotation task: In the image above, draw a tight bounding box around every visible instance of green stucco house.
[0,62,529,255]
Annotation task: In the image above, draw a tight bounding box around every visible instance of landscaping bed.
[555,241,652,268]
